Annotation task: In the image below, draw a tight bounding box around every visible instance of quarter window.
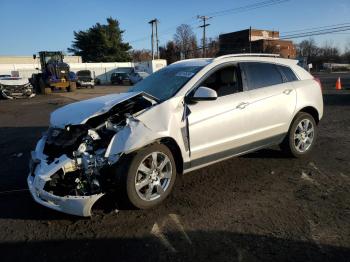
[277,65,298,82]
[241,62,283,90]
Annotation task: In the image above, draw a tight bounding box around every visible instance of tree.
[297,39,320,59]
[319,41,340,62]
[130,49,152,62]
[68,18,132,62]
[160,41,180,64]
[174,24,198,59]
[206,37,219,58]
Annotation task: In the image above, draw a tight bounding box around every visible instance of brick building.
[219,29,296,58]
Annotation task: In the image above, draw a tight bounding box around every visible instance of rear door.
[239,62,297,144]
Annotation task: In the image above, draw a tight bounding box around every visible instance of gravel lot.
[0,85,349,262]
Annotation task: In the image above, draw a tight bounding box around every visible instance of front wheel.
[280,112,317,157]
[116,144,177,209]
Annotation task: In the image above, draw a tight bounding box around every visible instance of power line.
[204,0,290,18]
[281,22,350,34]
[128,0,290,45]
[281,25,350,39]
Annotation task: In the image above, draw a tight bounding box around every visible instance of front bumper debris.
[27,137,104,217]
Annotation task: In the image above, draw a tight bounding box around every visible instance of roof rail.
[214,53,280,61]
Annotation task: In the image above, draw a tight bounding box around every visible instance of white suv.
[27,54,323,216]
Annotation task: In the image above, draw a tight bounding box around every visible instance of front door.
[186,64,252,166]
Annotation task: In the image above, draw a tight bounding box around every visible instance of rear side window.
[241,62,283,90]
[277,65,298,82]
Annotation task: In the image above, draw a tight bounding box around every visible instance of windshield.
[116,67,133,73]
[129,65,203,101]
[77,70,91,77]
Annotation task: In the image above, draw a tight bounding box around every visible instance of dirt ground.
[0,86,349,262]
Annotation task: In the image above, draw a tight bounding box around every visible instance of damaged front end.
[27,92,156,216]
[0,78,35,99]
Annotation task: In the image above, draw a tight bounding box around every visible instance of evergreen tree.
[69,18,132,62]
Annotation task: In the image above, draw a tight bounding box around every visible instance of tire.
[39,79,51,94]
[280,112,317,157]
[67,82,76,92]
[115,143,177,209]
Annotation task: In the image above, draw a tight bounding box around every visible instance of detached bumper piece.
[27,138,104,217]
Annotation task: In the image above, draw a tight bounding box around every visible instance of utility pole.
[155,19,159,59]
[249,26,252,53]
[148,18,160,60]
[197,15,211,58]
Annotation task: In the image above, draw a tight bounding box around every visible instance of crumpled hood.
[50,92,146,128]
[0,78,30,86]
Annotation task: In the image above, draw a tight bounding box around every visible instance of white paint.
[50,92,144,128]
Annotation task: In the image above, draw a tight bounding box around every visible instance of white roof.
[171,54,298,68]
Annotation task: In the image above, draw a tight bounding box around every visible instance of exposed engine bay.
[43,94,153,196]
[28,92,157,216]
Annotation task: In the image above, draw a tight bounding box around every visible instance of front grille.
[3,85,27,93]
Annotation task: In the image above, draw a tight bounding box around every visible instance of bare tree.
[206,37,219,57]
[174,24,198,59]
[342,39,350,63]
[130,49,152,62]
[320,41,340,61]
[297,39,320,58]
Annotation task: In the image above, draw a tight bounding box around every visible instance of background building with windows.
[219,29,296,58]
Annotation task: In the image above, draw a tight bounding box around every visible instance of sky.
[0,0,349,55]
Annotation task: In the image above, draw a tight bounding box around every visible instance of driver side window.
[199,65,243,97]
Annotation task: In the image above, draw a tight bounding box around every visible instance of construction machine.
[31,51,76,94]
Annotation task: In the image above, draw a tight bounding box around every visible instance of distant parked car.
[129,71,150,85]
[0,76,35,99]
[76,70,94,88]
[110,67,134,85]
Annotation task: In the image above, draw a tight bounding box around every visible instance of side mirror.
[191,86,218,101]
[33,54,36,60]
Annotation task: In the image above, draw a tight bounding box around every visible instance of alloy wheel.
[134,151,172,201]
[293,119,314,153]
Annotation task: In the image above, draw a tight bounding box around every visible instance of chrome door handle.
[283,89,293,95]
[236,102,249,109]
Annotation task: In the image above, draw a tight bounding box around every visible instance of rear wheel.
[39,79,51,94]
[115,144,176,209]
[281,112,317,157]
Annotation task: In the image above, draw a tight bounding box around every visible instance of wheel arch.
[158,137,184,175]
[118,136,185,175]
[297,106,320,124]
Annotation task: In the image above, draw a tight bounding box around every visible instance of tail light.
[314,77,322,92]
